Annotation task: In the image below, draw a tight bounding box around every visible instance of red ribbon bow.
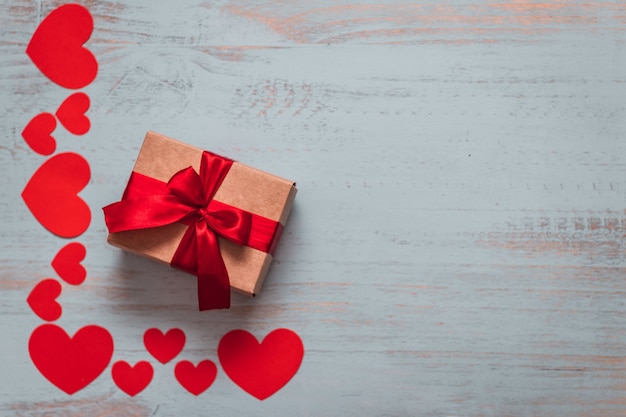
[104,151,266,310]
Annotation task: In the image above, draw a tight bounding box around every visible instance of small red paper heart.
[111,360,153,396]
[174,360,217,395]
[27,279,62,321]
[26,4,97,89]
[218,328,304,400]
[56,93,90,135]
[144,328,185,364]
[29,324,114,394]
[51,242,87,285]
[21,152,91,238]
[22,113,57,156]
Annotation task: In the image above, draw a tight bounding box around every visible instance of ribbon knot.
[197,207,209,221]
[103,151,263,311]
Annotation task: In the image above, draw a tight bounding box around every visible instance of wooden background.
[2,0,625,415]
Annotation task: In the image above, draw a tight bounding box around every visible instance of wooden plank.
[1,0,625,416]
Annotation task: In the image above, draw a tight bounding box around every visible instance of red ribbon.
[103,151,280,310]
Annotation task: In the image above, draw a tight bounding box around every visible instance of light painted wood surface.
[2,0,625,416]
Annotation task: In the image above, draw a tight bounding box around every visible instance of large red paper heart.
[21,152,91,238]
[56,93,90,135]
[22,113,57,156]
[29,324,114,394]
[111,360,153,396]
[174,360,217,395]
[26,4,97,89]
[27,279,62,321]
[51,242,87,285]
[144,328,185,364]
[218,328,304,400]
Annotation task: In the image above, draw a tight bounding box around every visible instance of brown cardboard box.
[107,131,297,296]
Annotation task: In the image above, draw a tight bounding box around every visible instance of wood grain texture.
[1,0,625,416]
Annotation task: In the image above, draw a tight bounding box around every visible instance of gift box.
[103,131,297,310]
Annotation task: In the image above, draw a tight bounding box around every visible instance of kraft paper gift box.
[103,131,297,310]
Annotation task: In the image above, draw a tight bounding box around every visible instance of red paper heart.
[144,328,185,364]
[27,279,62,321]
[29,324,114,394]
[174,360,217,395]
[111,360,153,396]
[218,328,304,400]
[56,93,90,135]
[22,113,57,156]
[51,242,87,285]
[21,152,91,238]
[26,4,97,89]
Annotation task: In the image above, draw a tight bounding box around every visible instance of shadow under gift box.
[107,131,297,297]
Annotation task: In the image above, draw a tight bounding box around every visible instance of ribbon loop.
[204,206,252,246]
[168,166,205,207]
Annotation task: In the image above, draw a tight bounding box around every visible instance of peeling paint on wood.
[1,0,625,416]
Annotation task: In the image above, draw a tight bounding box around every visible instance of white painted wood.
[1,1,625,416]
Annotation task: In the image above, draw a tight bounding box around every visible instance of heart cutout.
[51,242,87,285]
[22,113,57,156]
[112,360,153,396]
[144,328,185,364]
[27,278,62,321]
[174,360,217,395]
[56,93,90,135]
[29,324,114,394]
[22,152,91,238]
[218,328,304,400]
[26,4,97,89]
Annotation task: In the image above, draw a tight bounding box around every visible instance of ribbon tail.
[195,222,231,310]
[171,220,231,310]
[198,258,230,311]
